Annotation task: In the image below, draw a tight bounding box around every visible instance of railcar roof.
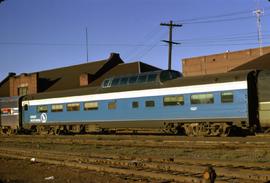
[22,70,252,101]
[0,96,20,102]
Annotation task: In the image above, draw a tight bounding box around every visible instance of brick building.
[182,46,270,76]
[0,53,160,97]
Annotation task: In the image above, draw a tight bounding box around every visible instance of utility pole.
[85,27,89,62]
[253,3,264,56]
[160,20,182,70]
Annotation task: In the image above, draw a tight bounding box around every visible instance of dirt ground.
[0,157,146,183]
[0,135,269,183]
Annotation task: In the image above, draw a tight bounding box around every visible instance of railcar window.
[137,75,147,83]
[164,95,184,106]
[119,77,128,85]
[147,74,157,82]
[145,100,155,107]
[111,78,120,86]
[1,108,11,115]
[84,102,99,110]
[132,101,139,108]
[23,104,28,111]
[190,93,214,104]
[37,105,48,113]
[67,103,80,111]
[221,92,234,103]
[103,79,111,88]
[51,104,63,112]
[108,101,117,110]
[128,76,137,84]
[160,71,171,82]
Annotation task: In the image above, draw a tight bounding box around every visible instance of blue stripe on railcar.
[22,89,248,125]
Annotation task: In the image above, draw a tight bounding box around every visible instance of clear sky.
[0,0,270,81]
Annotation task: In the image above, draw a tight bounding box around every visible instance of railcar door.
[257,70,270,129]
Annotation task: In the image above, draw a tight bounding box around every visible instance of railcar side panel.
[21,89,248,128]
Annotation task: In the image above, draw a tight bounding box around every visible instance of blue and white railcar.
[21,70,259,136]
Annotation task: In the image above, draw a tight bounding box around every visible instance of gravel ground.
[0,157,146,183]
[0,135,269,182]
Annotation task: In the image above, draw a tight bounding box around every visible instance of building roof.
[38,53,124,92]
[0,73,16,97]
[0,52,161,97]
[230,52,270,71]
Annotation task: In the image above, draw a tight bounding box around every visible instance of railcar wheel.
[220,127,231,137]
[191,125,200,136]
[210,124,224,136]
[6,128,12,135]
[184,123,201,136]
[163,123,180,135]
[184,125,194,136]
[36,126,49,135]
[1,127,13,135]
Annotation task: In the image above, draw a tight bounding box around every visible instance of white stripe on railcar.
[22,81,247,106]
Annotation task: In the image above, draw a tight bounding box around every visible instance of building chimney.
[80,73,90,86]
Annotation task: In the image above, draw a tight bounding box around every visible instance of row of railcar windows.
[35,92,234,113]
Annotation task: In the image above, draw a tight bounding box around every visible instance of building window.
[37,105,48,113]
[190,93,214,104]
[221,91,234,103]
[163,95,184,106]
[18,87,28,96]
[145,100,155,107]
[108,101,117,110]
[67,103,80,111]
[84,102,99,110]
[132,101,139,108]
[51,104,63,112]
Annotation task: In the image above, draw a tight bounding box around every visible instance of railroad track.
[0,135,269,182]
[1,135,270,150]
[0,147,269,183]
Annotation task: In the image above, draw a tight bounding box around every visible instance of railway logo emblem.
[40,113,47,123]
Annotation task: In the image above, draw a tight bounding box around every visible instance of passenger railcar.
[18,69,270,136]
[0,96,21,134]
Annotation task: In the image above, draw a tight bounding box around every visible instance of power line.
[176,42,270,47]
[125,25,163,60]
[129,30,168,60]
[175,6,270,25]
[176,34,270,43]
[0,41,156,47]
[175,8,256,23]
